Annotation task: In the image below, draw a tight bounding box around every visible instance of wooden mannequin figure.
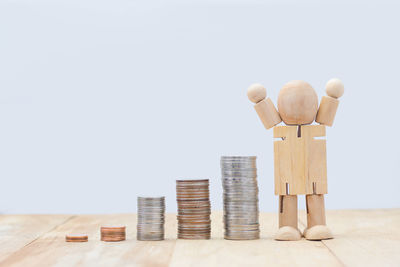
[247,79,344,241]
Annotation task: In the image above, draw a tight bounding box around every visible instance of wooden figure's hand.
[247,84,282,130]
[316,78,344,126]
[247,84,267,104]
[326,78,344,99]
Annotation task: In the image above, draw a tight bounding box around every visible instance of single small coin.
[101,225,126,230]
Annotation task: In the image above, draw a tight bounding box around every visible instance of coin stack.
[137,196,165,241]
[221,156,260,240]
[100,226,126,242]
[176,179,211,239]
[65,234,88,242]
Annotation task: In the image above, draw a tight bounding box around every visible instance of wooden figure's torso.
[273,125,327,195]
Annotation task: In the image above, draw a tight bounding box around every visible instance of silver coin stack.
[221,156,260,240]
[137,196,165,241]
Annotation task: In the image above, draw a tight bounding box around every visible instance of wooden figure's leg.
[279,195,298,228]
[304,194,333,240]
[275,195,301,241]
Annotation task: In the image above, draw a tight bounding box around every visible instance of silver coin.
[137,196,166,241]
[221,156,260,240]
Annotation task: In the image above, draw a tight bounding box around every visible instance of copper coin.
[101,225,126,230]
[66,234,88,242]
[101,239,126,242]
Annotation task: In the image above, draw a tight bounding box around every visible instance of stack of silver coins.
[176,179,211,239]
[137,196,165,241]
[221,156,260,240]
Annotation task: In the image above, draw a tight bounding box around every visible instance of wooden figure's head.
[277,80,318,125]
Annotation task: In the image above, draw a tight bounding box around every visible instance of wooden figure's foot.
[303,225,333,240]
[274,226,301,241]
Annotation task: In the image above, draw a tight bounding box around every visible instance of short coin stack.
[100,226,126,242]
[221,156,260,240]
[137,196,165,241]
[65,234,88,242]
[176,179,211,239]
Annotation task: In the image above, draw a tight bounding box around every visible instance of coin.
[137,196,165,241]
[176,179,211,240]
[100,226,126,242]
[65,234,88,242]
[221,156,260,240]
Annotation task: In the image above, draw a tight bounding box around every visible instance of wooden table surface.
[0,209,399,267]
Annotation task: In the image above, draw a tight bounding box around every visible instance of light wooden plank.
[2,210,399,266]
[0,215,72,262]
[299,209,400,267]
[0,213,176,267]
[169,211,342,267]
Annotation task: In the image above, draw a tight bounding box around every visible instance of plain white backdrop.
[1,0,399,213]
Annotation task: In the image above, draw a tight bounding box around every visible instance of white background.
[1,0,399,214]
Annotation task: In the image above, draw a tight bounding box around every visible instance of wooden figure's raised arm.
[247,84,282,129]
[316,78,344,126]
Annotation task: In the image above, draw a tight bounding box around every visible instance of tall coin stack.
[137,196,165,241]
[221,156,260,240]
[176,179,211,239]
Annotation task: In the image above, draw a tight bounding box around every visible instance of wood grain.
[254,98,282,130]
[0,215,72,262]
[274,125,327,195]
[316,96,339,127]
[0,210,399,267]
[0,214,176,267]
[299,209,400,267]
[169,211,340,267]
